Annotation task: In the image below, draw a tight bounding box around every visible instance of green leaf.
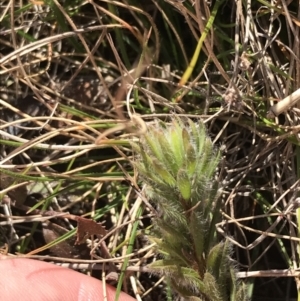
[168,120,185,167]
[206,242,224,278]
[193,122,207,156]
[144,128,164,161]
[186,142,197,176]
[152,159,176,186]
[157,131,179,174]
[182,128,191,152]
[138,145,153,174]
[130,141,141,154]
[177,168,192,200]
[189,212,206,264]
[134,161,165,187]
[203,272,223,301]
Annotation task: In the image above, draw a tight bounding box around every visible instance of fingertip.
[0,258,136,301]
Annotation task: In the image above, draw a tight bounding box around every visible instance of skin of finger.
[0,258,136,301]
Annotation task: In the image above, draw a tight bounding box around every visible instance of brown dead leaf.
[42,221,89,258]
[75,216,107,245]
[0,171,28,205]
